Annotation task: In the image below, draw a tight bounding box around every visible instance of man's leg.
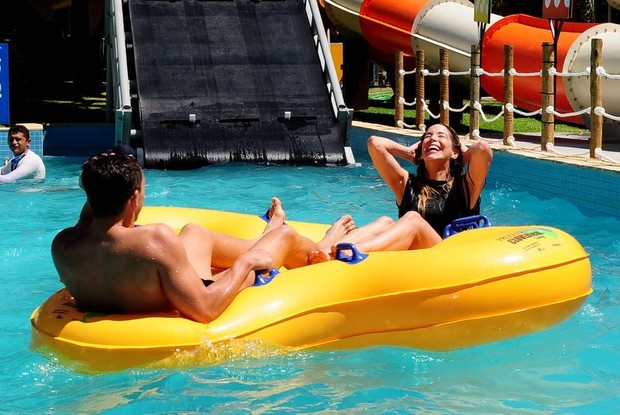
[180,197,358,273]
[262,197,355,249]
[179,224,257,272]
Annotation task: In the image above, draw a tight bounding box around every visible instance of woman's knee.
[373,216,395,232]
[377,215,395,226]
[400,211,423,223]
[180,223,204,237]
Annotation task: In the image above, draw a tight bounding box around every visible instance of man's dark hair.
[8,124,30,139]
[81,151,143,218]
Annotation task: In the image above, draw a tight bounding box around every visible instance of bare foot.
[308,249,332,264]
[318,215,356,249]
[263,197,286,234]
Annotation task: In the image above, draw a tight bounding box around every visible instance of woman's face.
[419,124,458,163]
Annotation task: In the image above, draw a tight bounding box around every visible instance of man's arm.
[154,227,268,323]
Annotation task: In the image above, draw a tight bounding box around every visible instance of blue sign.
[0,43,9,124]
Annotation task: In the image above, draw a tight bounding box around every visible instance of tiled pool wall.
[42,124,115,157]
[489,152,620,218]
[351,126,620,219]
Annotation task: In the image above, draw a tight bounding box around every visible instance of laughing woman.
[365,123,493,249]
[309,123,493,263]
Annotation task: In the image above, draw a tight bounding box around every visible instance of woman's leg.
[354,211,441,252]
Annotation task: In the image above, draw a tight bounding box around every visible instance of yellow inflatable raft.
[31,206,592,372]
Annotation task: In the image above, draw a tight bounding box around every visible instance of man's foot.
[262,197,286,233]
[308,244,359,264]
[318,215,356,249]
[308,249,332,264]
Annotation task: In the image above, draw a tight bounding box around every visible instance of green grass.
[355,90,589,136]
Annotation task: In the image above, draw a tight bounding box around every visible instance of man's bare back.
[52,221,193,315]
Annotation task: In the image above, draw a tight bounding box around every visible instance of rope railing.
[393,38,620,165]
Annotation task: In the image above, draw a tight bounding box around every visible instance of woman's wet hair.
[81,151,143,218]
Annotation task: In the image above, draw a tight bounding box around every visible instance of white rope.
[424,69,441,77]
[398,119,426,131]
[545,142,590,156]
[511,69,542,77]
[597,66,620,80]
[422,102,441,119]
[594,106,620,122]
[595,147,620,164]
[545,105,591,118]
[442,101,470,113]
[448,70,471,76]
[472,133,505,145]
[478,68,543,77]
[465,129,481,140]
[399,96,417,107]
[400,69,416,76]
[476,68,504,77]
[548,67,590,77]
[506,137,516,146]
[504,136,518,147]
[505,103,542,117]
[473,101,504,123]
[511,140,543,150]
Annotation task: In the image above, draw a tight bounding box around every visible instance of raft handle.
[334,243,368,264]
[254,267,280,286]
[443,214,492,238]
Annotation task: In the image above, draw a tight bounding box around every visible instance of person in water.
[51,151,355,323]
[0,124,46,183]
[308,123,493,262]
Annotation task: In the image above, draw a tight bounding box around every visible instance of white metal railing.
[304,0,354,164]
[105,0,132,145]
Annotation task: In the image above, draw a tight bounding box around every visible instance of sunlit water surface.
[1,136,619,414]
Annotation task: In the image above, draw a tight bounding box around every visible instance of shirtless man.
[51,151,354,323]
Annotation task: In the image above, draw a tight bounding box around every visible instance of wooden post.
[541,42,555,151]
[469,44,480,139]
[439,48,450,125]
[590,38,603,157]
[503,45,514,145]
[394,50,404,128]
[415,49,426,130]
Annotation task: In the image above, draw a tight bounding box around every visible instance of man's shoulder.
[122,223,180,251]
[133,222,176,237]
[52,225,85,251]
[52,223,178,261]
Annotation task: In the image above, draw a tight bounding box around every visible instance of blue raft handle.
[253,267,280,286]
[334,243,368,264]
[443,214,492,239]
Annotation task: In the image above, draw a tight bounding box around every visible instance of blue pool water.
[1,132,619,414]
